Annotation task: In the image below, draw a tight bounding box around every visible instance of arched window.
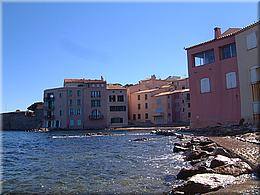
[91,109,101,119]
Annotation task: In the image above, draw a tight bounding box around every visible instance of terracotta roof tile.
[185,21,259,50]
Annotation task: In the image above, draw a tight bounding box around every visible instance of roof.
[154,91,176,97]
[135,88,159,94]
[64,78,105,84]
[160,84,172,88]
[27,102,44,111]
[107,84,126,90]
[154,89,190,97]
[185,21,259,50]
[221,28,241,37]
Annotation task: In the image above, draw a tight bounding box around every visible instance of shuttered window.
[226,72,237,89]
[246,32,257,50]
[250,66,260,84]
[253,102,260,114]
[200,78,210,93]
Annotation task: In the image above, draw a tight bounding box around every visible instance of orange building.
[127,75,190,126]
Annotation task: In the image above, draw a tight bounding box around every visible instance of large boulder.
[200,143,217,152]
[209,155,232,168]
[172,173,236,194]
[177,166,215,180]
[213,160,252,176]
[173,145,189,153]
[184,149,211,161]
[212,147,232,158]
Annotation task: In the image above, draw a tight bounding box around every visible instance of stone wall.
[1,109,44,130]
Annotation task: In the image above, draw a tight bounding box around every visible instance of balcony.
[89,115,104,120]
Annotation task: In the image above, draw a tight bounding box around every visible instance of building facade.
[107,84,128,128]
[44,78,128,130]
[186,27,242,128]
[235,22,259,127]
[127,75,190,125]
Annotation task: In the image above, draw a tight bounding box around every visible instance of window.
[253,102,260,114]
[91,91,101,98]
[133,114,136,120]
[187,93,190,100]
[188,112,191,118]
[68,90,72,96]
[110,106,126,112]
[77,90,81,96]
[69,99,73,106]
[59,110,62,116]
[77,119,81,126]
[76,109,81,115]
[226,72,237,89]
[188,103,190,108]
[91,109,101,119]
[117,95,124,102]
[138,104,141,110]
[111,117,123,124]
[145,103,148,109]
[194,49,215,66]
[182,100,184,104]
[145,113,148,119]
[183,108,185,112]
[246,31,257,50]
[77,99,81,105]
[221,43,236,59]
[109,95,116,102]
[182,86,185,89]
[59,93,62,98]
[138,95,140,100]
[200,78,211,93]
[145,94,148,100]
[138,114,141,119]
[69,119,74,127]
[69,108,74,116]
[91,100,101,107]
[250,66,260,84]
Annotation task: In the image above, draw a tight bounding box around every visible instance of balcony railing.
[89,115,104,120]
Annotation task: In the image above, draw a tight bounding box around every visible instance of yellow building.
[235,22,259,127]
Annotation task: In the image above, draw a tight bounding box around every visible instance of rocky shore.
[151,129,259,194]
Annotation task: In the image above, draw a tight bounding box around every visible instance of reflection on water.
[2,130,188,194]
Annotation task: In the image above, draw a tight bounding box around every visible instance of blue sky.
[3,2,258,112]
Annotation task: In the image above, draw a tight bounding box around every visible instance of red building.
[186,27,242,128]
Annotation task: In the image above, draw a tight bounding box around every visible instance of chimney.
[214,27,221,39]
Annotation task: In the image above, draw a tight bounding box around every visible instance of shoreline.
[152,129,259,194]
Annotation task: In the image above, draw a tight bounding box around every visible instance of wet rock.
[200,143,217,152]
[212,147,232,158]
[172,173,236,194]
[213,160,253,176]
[210,155,231,168]
[199,139,214,146]
[132,137,148,142]
[184,149,211,161]
[173,145,189,153]
[153,130,176,136]
[189,157,208,166]
[177,166,215,180]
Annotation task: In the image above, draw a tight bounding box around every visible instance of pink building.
[44,78,128,130]
[186,27,242,128]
